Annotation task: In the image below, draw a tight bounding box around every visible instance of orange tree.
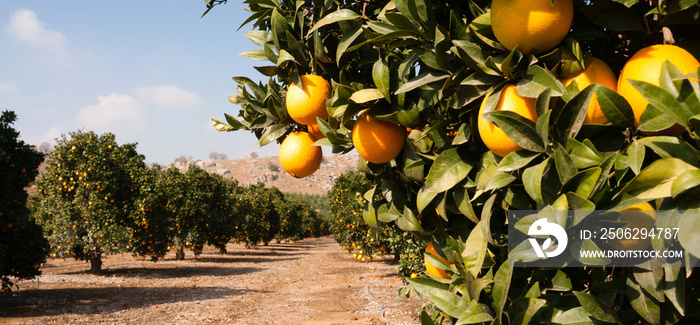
[276,197,327,241]
[0,111,48,292]
[128,164,176,261]
[32,131,145,273]
[208,0,700,323]
[234,183,282,247]
[328,171,425,276]
[165,165,239,259]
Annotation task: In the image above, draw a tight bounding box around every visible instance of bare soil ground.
[0,236,425,324]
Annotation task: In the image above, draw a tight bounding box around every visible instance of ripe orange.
[477,84,538,157]
[607,202,657,251]
[286,75,331,125]
[424,242,453,279]
[278,132,322,178]
[307,123,325,140]
[561,57,618,125]
[491,0,574,54]
[352,110,406,164]
[618,44,700,131]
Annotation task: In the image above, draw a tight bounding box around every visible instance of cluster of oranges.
[280,75,408,178]
[480,0,700,158]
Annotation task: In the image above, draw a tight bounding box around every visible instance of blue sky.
[1,1,280,164]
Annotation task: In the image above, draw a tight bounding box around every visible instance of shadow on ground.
[0,285,265,319]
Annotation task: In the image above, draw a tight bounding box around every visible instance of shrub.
[0,111,49,292]
[32,131,144,273]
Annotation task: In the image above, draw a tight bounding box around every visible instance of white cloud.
[135,85,201,109]
[4,8,67,54]
[77,94,148,136]
[0,80,17,92]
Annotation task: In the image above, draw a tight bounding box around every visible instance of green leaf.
[285,30,308,68]
[628,80,691,127]
[557,85,595,140]
[523,158,549,204]
[573,291,620,324]
[228,94,246,105]
[406,277,449,297]
[349,89,385,104]
[566,138,603,170]
[421,311,435,325]
[627,275,661,325]
[664,266,686,317]
[373,56,391,102]
[536,97,552,151]
[395,72,450,94]
[244,30,273,46]
[619,158,698,200]
[580,1,644,31]
[270,9,289,50]
[481,111,544,152]
[550,270,573,292]
[554,144,577,183]
[307,9,360,36]
[212,118,236,132]
[594,84,635,127]
[516,65,566,98]
[425,148,474,193]
[561,167,602,199]
[637,136,700,167]
[453,186,478,224]
[428,291,469,319]
[672,169,700,198]
[509,297,547,325]
[492,259,513,320]
[396,207,426,233]
[551,306,595,324]
[669,0,699,13]
[627,140,646,175]
[417,185,439,213]
[256,124,290,147]
[336,25,363,63]
[456,310,494,325]
[634,267,665,303]
[463,221,488,278]
[638,105,679,133]
[239,50,269,61]
[566,192,596,227]
[497,151,540,172]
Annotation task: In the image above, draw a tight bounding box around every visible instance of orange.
[352,111,406,164]
[307,121,338,140]
[286,75,331,125]
[607,202,657,251]
[477,84,538,157]
[278,132,322,178]
[618,44,700,131]
[561,57,618,125]
[424,242,453,279]
[491,0,574,54]
[307,123,325,140]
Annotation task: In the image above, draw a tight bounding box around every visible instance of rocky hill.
[29,154,359,196]
[172,154,358,195]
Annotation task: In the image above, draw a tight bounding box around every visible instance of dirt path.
[0,236,425,324]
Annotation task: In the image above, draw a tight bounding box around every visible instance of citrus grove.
[18,129,330,276]
[210,0,700,323]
